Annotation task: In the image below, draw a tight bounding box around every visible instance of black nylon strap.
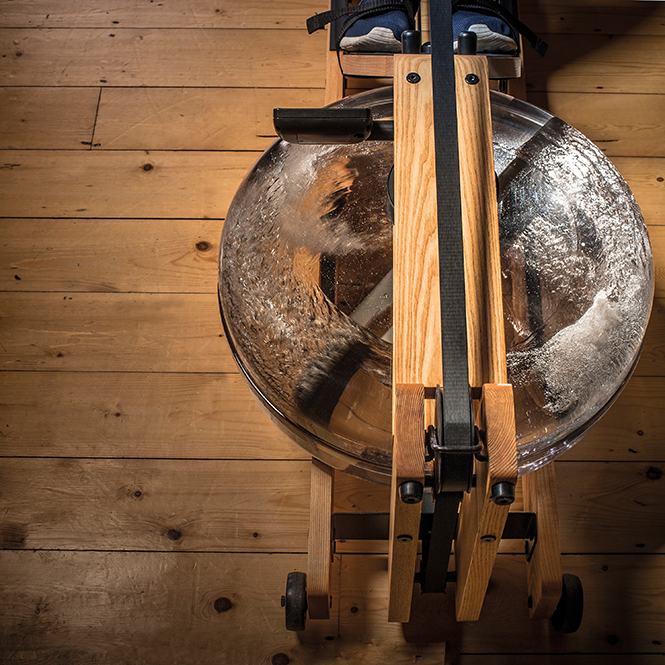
[430,0,473,465]
[452,0,548,56]
[307,0,415,35]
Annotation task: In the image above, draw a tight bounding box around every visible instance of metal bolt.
[406,72,421,84]
[397,534,413,543]
[280,595,286,608]
[480,534,496,543]
[465,73,480,85]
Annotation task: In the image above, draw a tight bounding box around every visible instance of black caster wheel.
[551,573,583,634]
[283,571,307,632]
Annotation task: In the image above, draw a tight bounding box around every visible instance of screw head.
[397,534,413,543]
[480,534,496,543]
[465,73,480,85]
[406,72,421,84]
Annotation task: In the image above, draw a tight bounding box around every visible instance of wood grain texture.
[0,87,99,149]
[0,292,236,372]
[562,377,665,461]
[523,464,563,619]
[342,553,665,653]
[388,384,425,623]
[520,0,665,36]
[0,150,257,219]
[635,299,665,377]
[455,55,506,387]
[0,550,451,664]
[94,87,324,150]
[556,461,665,554]
[651,226,665,299]
[0,459,310,552]
[308,459,334,620]
[455,384,518,621]
[0,218,222,293]
[0,28,326,87]
[0,550,338,665]
[392,54,441,388]
[609,158,665,226]
[0,0,329,29]
[524,34,665,94]
[528,92,665,158]
[0,371,302,459]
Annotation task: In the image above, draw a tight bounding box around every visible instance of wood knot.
[647,467,662,480]
[214,597,233,613]
[142,163,154,172]
[196,241,211,251]
[166,529,182,541]
[271,654,290,665]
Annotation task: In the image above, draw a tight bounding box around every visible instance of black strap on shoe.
[307,0,419,49]
[452,0,547,56]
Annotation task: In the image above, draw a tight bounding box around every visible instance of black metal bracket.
[331,506,538,586]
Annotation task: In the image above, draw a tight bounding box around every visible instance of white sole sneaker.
[340,26,402,52]
[454,23,517,53]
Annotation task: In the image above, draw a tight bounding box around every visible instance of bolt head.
[465,73,480,85]
[406,72,421,84]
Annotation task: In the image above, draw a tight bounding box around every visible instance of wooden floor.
[1,1,664,663]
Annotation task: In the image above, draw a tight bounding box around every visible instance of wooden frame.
[303,22,564,630]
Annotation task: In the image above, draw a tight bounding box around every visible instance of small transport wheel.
[284,571,307,632]
[551,573,583,634]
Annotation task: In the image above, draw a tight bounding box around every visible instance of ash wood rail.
[452,54,518,623]
[390,54,443,623]
[391,53,519,623]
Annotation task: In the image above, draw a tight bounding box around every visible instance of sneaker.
[339,1,412,53]
[452,10,517,54]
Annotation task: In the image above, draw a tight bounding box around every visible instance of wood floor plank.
[636,299,665,377]
[0,87,99,150]
[0,371,302,459]
[524,34,665,93]
[564,376,665,460]
[609,157,665,227]
[1,218,223,293]
[0,28,326,87]
[94,87,324,151]
[0,150,257,219]
[555,461,665,554]
[527,91,665,157]
[0,0,329,29]
[0,292,236,373]
[520,0,665,37]
[0,550,446,664]
[341,553,665,654]
[0,459,311,551]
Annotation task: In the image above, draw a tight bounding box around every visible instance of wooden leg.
[455,383,518,621]
[388,383,425,623]
[307,458,334,620]
[523,463,563,619]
